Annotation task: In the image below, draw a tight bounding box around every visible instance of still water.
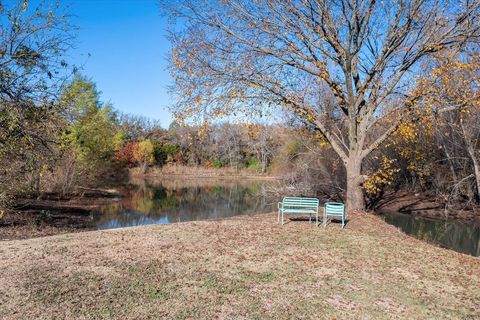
[381,212,480,257]
[94,178,273,230]
[94,179,479,257]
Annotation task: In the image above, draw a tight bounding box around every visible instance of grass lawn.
[1,212,479,319]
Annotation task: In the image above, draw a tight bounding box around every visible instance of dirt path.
[1,212,479,319]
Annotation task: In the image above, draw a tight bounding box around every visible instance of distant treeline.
[2,73,480,213]
[1,0,479,216]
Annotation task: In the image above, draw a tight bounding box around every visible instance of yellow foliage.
[315,131,329,148]
[396,123,417,141]
[417,54,480,114]
[364,156,400,196]
[133,140,155,166]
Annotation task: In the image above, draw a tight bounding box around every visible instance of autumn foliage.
[113,140,155,170]
[114,141,138,168]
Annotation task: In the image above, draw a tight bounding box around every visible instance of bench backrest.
[282,197,319,207]
[324,202,345,215]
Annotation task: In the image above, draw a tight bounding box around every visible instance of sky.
[67,0,173,127]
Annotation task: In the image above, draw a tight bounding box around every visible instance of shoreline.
[128,164,282,180]
[0,190,122,241]
[376,209,480,228]
[375,191,480,223]
[2,179,480,240]
[132,173,282,180]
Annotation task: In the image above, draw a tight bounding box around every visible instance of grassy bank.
[129,164,280,180]
[1,212,479,319]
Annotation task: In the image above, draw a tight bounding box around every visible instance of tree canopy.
[0,0,75,207]
[165,0,480,209]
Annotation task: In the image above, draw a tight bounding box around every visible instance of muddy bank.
[375,191,480,224]
[0,189,121,240]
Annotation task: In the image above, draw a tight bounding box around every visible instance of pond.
[381,211,480,257]
[94,178,274,230]
[94,179,479,257]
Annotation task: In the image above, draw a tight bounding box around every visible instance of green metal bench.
[323,202,346,228]
[278,197,319,225]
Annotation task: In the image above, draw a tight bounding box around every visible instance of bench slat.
[282,201,318,204]
[282,208,317,213]
[283,198,318,203]
[283,202,318,205]
[283,206,318,209]
[283,201,318,205]
[324,208,344,212]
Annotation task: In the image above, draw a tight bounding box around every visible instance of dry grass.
[1,212,479,319]
[128,175,275,190]
[129,165,278,179]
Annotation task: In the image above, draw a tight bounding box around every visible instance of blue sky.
[67,0,172,127]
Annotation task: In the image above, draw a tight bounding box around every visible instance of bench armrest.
[278,202,283,209]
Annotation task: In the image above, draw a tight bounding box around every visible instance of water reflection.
[95,181,479,257]
[94,178,273,230]
[381,212,480,257]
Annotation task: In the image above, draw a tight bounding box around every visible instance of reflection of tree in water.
[383,213,480,257]
[94,180,272,230]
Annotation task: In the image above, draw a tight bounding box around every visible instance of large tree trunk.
[345,158,366,211]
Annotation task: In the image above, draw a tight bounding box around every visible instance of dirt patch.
[0,190,121,240]
[0,212,479,319]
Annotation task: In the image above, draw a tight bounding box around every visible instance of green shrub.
[210,158,223,168]
[246,158,260,171]
[154,143,180,166]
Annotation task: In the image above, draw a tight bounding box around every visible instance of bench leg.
[342,215,345,228]
[316,211,318,226]
[277,209,280,224]
[309,213,311,224]
[281,210,284,225]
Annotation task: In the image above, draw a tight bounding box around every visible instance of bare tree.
[165,0,479,210]
[217,123,244,169]
[246,124,277,173]
[117,112,165,141]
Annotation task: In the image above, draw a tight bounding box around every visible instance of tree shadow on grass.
[285,216,350,227]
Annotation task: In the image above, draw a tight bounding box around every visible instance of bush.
[246,158,260,171]
[154,143,180,166]
[113,141,138,168]
[210,158,224,169]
